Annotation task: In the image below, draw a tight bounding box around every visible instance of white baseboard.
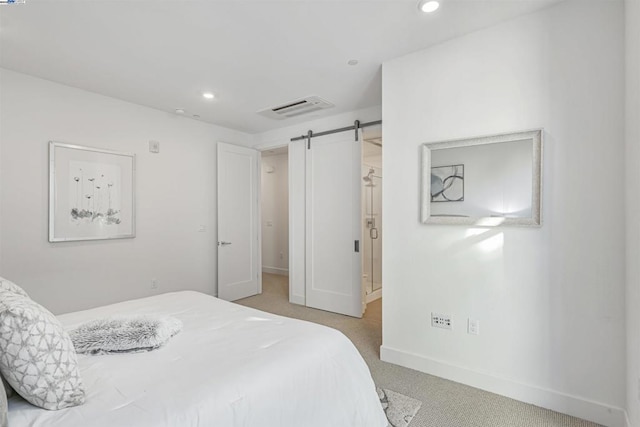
[262,266,289,276]
[289,294,305,305]
[380,345,626,427]
[366,288,382,303]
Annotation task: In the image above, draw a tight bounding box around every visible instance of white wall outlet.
[151,279,158,290]
[431,313,452,330]
[149,140,160,153]
[468,318,480,335]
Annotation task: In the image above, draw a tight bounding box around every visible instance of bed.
[6,291,387,427]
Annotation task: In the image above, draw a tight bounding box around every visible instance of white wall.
[261,153,289,275]
[0,69,250,314]
[626,0,640,425]
[288,141,306,305]
[381,2,626,426]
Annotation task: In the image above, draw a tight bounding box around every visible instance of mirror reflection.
[421,130,542,226]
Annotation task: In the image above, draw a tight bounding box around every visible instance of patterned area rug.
[378,387,422,427]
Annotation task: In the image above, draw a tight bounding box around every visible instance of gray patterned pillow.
[0,375,13,398]
[0,277,29,298]
[0,292,85,410]
[0,277,32,400]
[0,375,7,427]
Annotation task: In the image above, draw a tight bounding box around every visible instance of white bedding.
[7,291,387,427]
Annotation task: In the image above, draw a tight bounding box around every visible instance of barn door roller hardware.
[291,120,382,149]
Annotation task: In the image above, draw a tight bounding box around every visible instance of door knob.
[218,241,232,246]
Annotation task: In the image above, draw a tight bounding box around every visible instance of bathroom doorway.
[362,129,382,303]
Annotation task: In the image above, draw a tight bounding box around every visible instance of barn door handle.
[370,228,378,240]
[354,240,360,253]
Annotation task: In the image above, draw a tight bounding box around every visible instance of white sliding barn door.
[217,142,260,301]
[305,133,363,318]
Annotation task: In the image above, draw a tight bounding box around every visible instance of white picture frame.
[49,142,136,242]
[421,129,543,227]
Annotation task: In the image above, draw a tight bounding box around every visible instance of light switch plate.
[468,318,480,335]
[149,140,160,153]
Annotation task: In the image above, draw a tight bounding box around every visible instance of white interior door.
[305,133,362,318]
[217,142,260,301]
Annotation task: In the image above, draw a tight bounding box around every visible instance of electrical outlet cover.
[431,313,452,330]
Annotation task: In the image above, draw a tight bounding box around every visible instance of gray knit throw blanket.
[69,316,182,355]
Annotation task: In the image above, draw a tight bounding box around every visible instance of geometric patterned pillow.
[0,277,30,399]
[1,374,13,398]
[0,374,6,427]
[0,277,29,299]
[0,292,85,410]
[0,278,27,399]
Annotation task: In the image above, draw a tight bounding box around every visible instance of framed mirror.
[421,129,542,226]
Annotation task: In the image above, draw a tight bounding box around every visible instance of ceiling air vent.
[258,96,334,120]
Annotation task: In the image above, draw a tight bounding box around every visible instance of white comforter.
[8,291,387,427]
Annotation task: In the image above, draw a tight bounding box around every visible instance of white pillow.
[0,277,27,399]
[0,277,29,298]
[0,375,7,427]
[0,292,85,410]
[0,375,13,399]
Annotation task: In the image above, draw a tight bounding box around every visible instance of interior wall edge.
[625,0,640,424]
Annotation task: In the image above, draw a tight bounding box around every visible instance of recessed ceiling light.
[202,92,215,100]
[418,0,440,13]
[347,59,359,66]
[175,108,185,114]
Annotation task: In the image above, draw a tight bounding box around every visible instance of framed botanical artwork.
[49,142,135,242]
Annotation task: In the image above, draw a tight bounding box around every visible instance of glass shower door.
[363,167,382,297]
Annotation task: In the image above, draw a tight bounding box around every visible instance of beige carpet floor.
[236,273,601,427]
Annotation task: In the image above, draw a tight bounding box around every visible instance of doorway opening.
[253,121,381,319]
[362,128,382,304]
[260,146,289,300]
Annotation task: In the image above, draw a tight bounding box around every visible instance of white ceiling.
[0,0,558,134]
